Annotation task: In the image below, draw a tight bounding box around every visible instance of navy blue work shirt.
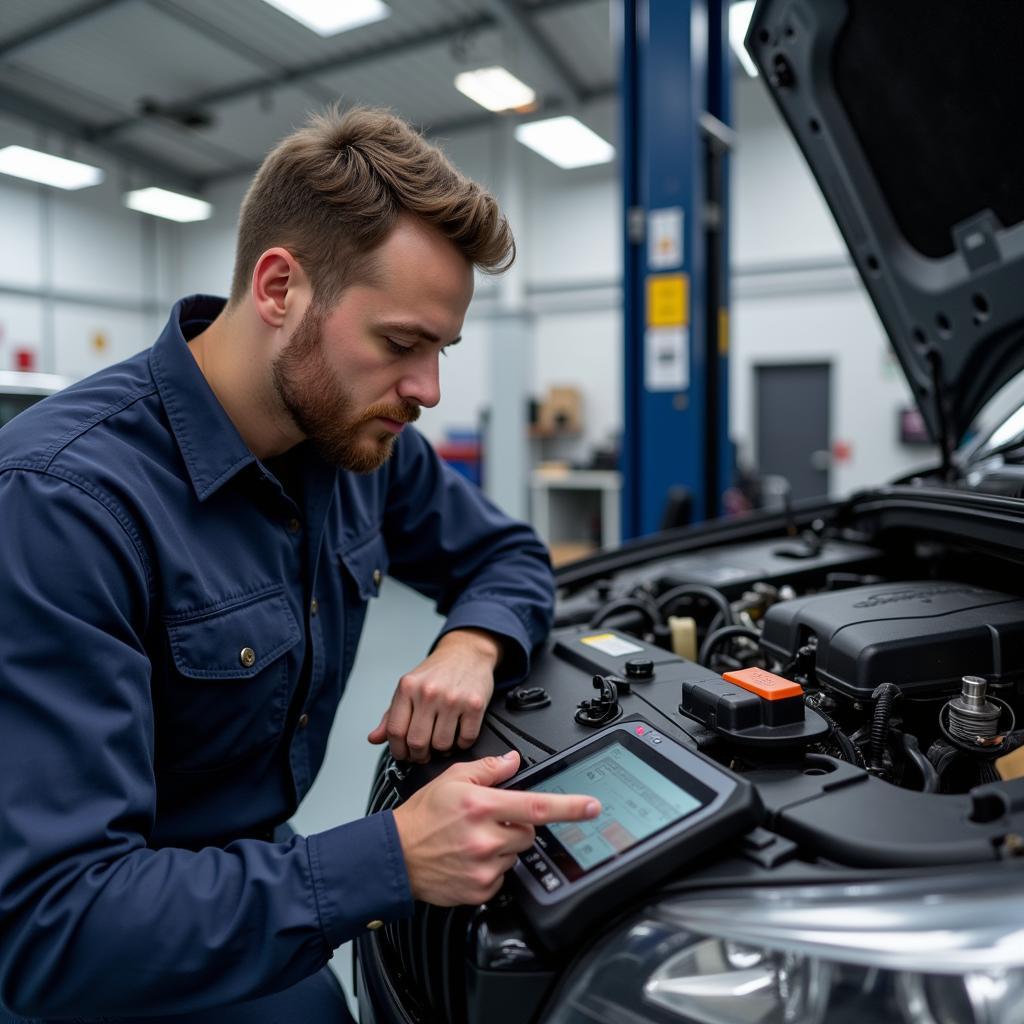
[0,295,555,1019]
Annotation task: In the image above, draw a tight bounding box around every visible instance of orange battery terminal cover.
[722,667,803,701]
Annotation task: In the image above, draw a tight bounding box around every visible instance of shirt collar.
[150,295,257,502]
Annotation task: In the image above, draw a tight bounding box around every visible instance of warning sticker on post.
[580,633,645,657]
[646,274,688,328]
[648,206,684,269]
[645,326,689,391]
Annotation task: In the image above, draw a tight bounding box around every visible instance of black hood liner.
[747,0,1024,446]
[836,4,1024,262]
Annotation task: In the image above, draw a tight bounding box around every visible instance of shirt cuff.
[437,600,535,685]
[305,810,414,949]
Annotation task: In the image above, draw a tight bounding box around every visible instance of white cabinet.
[529,468,622,565]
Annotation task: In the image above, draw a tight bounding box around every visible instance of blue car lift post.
[619,0,734,539]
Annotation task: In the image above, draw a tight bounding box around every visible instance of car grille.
[365,753,473,1023]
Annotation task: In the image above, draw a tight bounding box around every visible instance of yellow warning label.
[646,274,688,328]
[580,633,645,656]
[718,308,729,356]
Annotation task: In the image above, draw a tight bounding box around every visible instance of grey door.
[755,362,831,501]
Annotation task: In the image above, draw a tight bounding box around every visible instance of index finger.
[488,789,601,826]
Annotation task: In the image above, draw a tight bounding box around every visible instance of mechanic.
[0,107,599,1023]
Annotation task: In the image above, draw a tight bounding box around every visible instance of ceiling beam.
[89,0,605,143]
[143,0,338,109]
[197,81,617,187]
[0,0,127,60]
[0,85,205,193]
[88,12,495,142]
[485,0,586,104]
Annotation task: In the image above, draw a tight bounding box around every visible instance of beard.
[271,303,420,473]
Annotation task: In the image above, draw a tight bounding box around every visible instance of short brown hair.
[229,106,514,306]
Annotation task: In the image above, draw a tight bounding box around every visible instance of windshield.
[956,366,1024,465]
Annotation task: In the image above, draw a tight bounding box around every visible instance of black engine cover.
[759,581,1024,698]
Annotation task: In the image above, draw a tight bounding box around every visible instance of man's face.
[272,217,474,472]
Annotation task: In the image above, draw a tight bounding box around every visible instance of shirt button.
[372,568,382,587]
[366,919,384,931]
[239,647,256,668]
[297,713,310,730]
[287,517,301,534]
[310,597,319,617]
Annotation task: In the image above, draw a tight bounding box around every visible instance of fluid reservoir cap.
[625,659,655,681]
[679,669,827,747]
[723,667,803,701]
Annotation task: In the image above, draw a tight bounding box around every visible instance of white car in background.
[0,370,71,429]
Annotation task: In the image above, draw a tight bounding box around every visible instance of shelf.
[529,468,622,553]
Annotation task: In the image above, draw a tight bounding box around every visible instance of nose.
[398,351,441,409]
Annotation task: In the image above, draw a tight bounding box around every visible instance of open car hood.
[746,0,1024,450]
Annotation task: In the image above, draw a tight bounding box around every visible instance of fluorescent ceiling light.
[0,145,103,190]
[124,187,212,223]
[259,0,389,36]
[454,66,536,112]
[729,0,759,77]
[514,116,614,170]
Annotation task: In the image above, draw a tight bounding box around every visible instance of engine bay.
[359,510,1024,1024]
[551,527,1024,806]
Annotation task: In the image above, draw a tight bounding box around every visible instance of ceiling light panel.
[259,0,390,36]
[124,187,212,223]
[454,67,537,112]
[0,146,104,190]
[514,117,615,169]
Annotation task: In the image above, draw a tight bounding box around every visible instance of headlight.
[541,867,1024,1023]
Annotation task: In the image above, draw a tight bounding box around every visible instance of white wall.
[0,114,180,376]
[729,76,934,491]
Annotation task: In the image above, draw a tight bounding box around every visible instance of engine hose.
[656,584,735,627]
[977,759,1001,785]
[812,704,866,768]
[869,683,902,775]
[588,595,663,629]
[898,731,938,793]
[698,625,760,667]
[928,743,960,790]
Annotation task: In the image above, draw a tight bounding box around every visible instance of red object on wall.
[14,349,36,371]
[832,439,853,462]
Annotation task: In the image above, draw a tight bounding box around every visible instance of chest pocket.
[160,587,301,772]
[337,531,390,679]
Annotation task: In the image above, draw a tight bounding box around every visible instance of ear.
[251,247,309,329]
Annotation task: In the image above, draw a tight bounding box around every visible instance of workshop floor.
[292,579,444,1018]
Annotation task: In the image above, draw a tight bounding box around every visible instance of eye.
[384,337,414,357]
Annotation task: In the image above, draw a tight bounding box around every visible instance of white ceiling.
[0,0,615,193]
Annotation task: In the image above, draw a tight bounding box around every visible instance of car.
[355,2,1024,1021]
[0,370,71,429]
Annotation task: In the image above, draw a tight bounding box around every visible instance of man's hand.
[392,751,601,906]
[367,628,502,762]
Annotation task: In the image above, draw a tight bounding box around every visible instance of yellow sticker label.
[580,633,645,656]
[646,274,688,328]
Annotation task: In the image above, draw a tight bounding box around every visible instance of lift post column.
[619,0,732,539]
